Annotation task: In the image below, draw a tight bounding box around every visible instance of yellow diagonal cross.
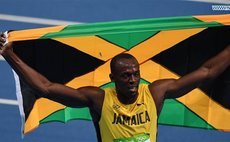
[65,28,205,88]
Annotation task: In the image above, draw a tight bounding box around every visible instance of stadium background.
[0,0,229,141]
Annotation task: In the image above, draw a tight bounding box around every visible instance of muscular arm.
[149,44,230,115]
[166,44,230,98]
[1,42,104,110]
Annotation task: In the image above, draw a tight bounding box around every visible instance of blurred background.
[0,0,229,141]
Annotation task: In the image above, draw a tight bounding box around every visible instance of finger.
[2,32,6,38]
[0,32,7,47]
[0,32,4,38]
[0,32,5,39]
[0,36,6,42]
[0,31,7,39]
[0,38,6,47]
[0,41,4,47]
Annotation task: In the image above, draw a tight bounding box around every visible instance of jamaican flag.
[7,14,230,134]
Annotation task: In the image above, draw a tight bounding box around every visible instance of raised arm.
[0,35,104,111]
[165,44,230,98]
[149,44,230,115]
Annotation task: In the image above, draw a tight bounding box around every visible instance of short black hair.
[110,53,137,74]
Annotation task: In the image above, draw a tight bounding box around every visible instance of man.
[0,33,230,142]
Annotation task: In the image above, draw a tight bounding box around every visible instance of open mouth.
[128,86,137,92]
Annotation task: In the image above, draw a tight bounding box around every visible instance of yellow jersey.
[99,84,157,142]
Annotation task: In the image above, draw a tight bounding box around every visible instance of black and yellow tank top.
[99,84,157,142]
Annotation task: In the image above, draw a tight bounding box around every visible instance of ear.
[109,73,114,82]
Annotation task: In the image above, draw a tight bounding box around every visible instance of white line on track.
[0,98,18,106]
[0,13,81,25]
[188,0,230,4]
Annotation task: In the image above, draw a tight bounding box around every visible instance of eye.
[121,73,130,79]
[134,71,140,77]
[121,71,140,79]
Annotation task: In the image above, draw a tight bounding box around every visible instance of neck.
[117,91,138,105]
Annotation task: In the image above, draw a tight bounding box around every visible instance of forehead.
[115,58,139,72]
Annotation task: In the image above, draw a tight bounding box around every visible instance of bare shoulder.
[148,79,176,94]
[148,79,175,102]
[78,86,105,95]
[77,86,105,101]
[148,79,176,115]
[78,86,105,108]
[77,86,105,121]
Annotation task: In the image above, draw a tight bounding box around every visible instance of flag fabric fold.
[7,14,230,134]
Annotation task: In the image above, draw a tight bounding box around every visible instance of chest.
[104,96,154,127]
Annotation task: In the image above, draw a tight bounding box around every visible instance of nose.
[129,75,136,84]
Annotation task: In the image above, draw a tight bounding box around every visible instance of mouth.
[128,86,138,92]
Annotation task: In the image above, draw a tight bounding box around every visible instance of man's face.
[110,58,140,100]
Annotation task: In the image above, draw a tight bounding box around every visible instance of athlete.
[0,33,230,142]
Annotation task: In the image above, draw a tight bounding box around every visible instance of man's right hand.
[0,32,6,48]
[0,32,13,55]
[0,32,7,55]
